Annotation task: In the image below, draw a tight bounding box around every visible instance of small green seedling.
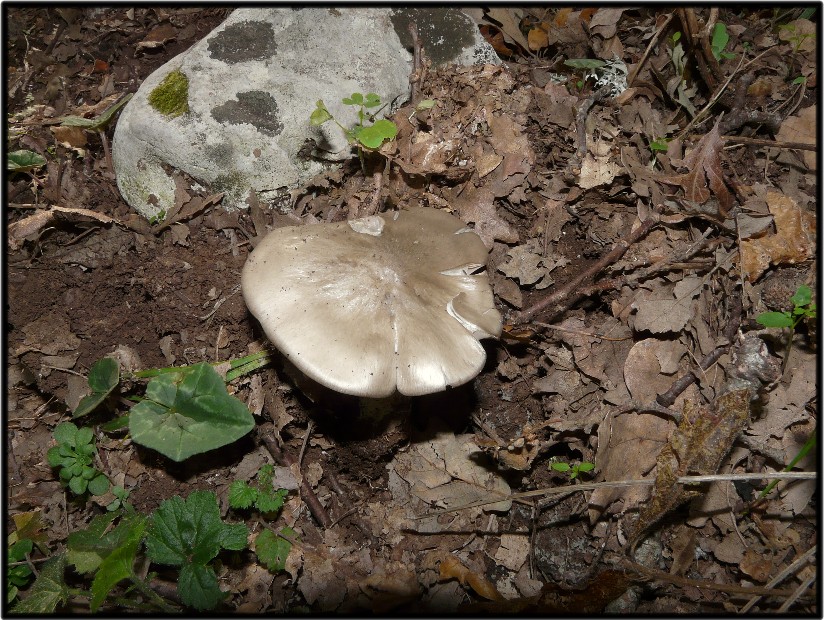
[146,490,248,611]
[106,485,134,513]
[7,539,35,603]
[756,284,817,330]
[757,284,816,372]
[710,22,736,60]
[47,422,110,497]
[551,460,595,480]
[229,464,289,515]
[310,91,398,152]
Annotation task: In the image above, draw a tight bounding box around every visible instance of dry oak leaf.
[660,121,733,217]
[776,105,816,170]
[631,277,702,334]
[739,191,816,283]
[628,388,751,549]
[579,153,621,189]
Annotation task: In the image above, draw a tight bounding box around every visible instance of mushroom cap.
[242,207,502,397]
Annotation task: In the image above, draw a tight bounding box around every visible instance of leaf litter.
[6,6,818,614]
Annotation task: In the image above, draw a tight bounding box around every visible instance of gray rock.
[112,7,497,219]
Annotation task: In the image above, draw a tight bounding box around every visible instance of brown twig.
[408,22,423,103]
[572,84,614,167]
[627,12,674,88]
[260,429,332,528]
[656,288,742,407]
[513,210,660,324]
[722,135,816,151]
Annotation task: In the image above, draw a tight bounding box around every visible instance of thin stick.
[416,472,816,518]
[740,545,817,613]
[626,12,674,88]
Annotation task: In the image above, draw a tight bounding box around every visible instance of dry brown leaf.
[579,153,621,189]
[588,8,626,38]
[631,277,702,334]
[439,555,505,601]
[624,339,686,402]
[484,8,530,51]
[50,124,87,148]
[449,184,519,248]
[588,410,673,524]
[527,24,549,50]
[739,191,816,283]
[776,105,816,170]
[629,389,751,548]
[8,206,118,251]
[494,533,530,571]
[660,121,733,217]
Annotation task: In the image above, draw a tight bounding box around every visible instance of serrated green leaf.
[228,480,257,509]
[7,149,47,173]
[342,92,364,106]
[254,528,292,572]
[218,523,249,551]
[89,514,147,612]
[129,363,255,461]
[67,512,119,573]
[12,553,68,614]
[178,563,223,610]
[355,119,398,148]
[255,488,287,514]
[756,311,794,328]
[147,490,247,567]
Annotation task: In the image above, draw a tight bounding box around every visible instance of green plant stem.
[132,350,273,382]
[755,433,816,503]
[127,573,180,613]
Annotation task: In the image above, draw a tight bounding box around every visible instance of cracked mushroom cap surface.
[241,207,502,398]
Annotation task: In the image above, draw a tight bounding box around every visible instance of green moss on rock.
[148,69,190,118]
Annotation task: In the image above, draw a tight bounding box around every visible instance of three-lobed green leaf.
[146,490,248,610]
[129,362,255,462]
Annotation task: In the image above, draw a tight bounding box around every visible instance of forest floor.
[6,6,818,614]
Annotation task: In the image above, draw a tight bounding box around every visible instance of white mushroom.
[242,207,502,398]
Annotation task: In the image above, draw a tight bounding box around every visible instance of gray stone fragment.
[112,7,497,219]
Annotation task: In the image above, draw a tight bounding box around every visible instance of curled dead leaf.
[439,555,505,601]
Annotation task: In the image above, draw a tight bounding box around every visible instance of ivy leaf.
[8,149,47,173]
[89,515,147,612]
[74,357,120,419]
[129,363,255,462]
[12,554,68,614]
[178,563,224,611]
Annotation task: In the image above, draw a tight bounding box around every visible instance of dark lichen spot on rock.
[204,142,235,167]
[148,69,189,118]
[211,91,284,137]
[208,20,277,64]
[390,8,475,67]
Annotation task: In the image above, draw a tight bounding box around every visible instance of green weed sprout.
[229,463,288,515]
[47,422,110,497]
[710,22,736,60]
[7,539,35,603]
[550,460,595,480]
[756,284,816,371]
[310,91,398,174]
